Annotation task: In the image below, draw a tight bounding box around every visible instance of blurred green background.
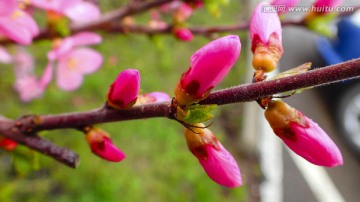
[0,1,255,201]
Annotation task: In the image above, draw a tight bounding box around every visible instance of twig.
[14,57,360,132]
[0,117,79,168]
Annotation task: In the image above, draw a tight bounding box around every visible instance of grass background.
[0,1,254,201]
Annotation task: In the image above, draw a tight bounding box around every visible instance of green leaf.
[306,13,337,37]
[54,17,70,37]
[176,104,217,124]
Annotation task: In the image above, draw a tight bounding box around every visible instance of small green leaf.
[54,17,70,37]
[176,104,217,124]
[306,13,337,37]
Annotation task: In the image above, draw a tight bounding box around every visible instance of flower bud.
[184,124,242,187]
[264,100,343,167]
[250,2,283,72]
[85,127,125,162]
[173,27,194,41]
[313,0,343,14]
[107,69,140,109]
[174,35,241,105]
[0,137,17,151]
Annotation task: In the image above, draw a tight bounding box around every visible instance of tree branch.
[13,57,360,132]
[0,117,79,168]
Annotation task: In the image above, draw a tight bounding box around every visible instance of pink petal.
[250,2,282,49]
[13,48,35,78]
[64,2,101,24]
[70,32,102,47]
[107,69,140,109]
[174,27,194,41]
[39,63,53,88]
[13,10,39,37]
[285,116,343,167]
[56,55,84,91]
[90,136,126,162]
[0,0,17,16]
[146,92,171,102]
[48,38,74,60]
[0,17,33,45]
[0,46,12,63]
[182,35,241,98]
[199,143,242,188]
[271,0,301,14]
[66,48,103,74]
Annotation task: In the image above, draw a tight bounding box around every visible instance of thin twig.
[13,57,360,132]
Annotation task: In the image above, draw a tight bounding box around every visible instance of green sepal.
[176,104,217,124]
[203,0,229,17]
[306,13,337,37]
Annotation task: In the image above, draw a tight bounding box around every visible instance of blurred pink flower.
[313,0,343,12]
[13,48,52,102]
[48,32,103,91]
[0,0,39,45]
[173,3,194,23]
[184,124,242,187]
[107,69,140,109]
[0,47,12,63]
[173,27,194,41]
[265,100,343,167]
[250,2,283,72]
[174,35,241,105]
[30,0,100,24]
[85,127,126,162]
[271,0,301,14]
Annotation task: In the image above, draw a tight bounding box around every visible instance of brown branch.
[14,57,360,132]
[0,117,79,168]
[1,58,360,167]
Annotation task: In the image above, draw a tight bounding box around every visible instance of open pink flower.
[30,0,100,24]
[184,124,242,187]
[85,127,125,162]
[48,32,103,91]
[0,0,39,45]
[173,27,194,41]
[265,100,343,167]
[271,0,301,14]
[13,48,52,102]
[174,35,241,105]
[0,137,17,151]
[107,69,140,109]
[250,2,283,72]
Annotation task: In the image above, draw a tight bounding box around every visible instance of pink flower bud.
[0,137,17,151]
[271,0,301,14]
[184,124,242,187]
[85,127,125,162]
[265,100,343,167]
[173,27,194,41]
[250,2,283,72]
[174,35,241,105]
[107,69,140,109]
